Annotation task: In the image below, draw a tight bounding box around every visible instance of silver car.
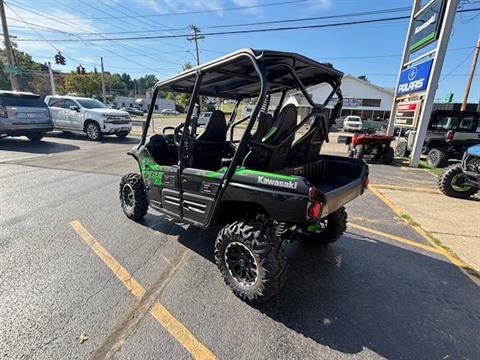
[0,91,53,142]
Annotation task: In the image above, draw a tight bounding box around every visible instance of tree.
[64,72,102,97]
[176,62,193,109]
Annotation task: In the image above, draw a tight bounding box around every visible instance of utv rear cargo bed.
[283,155,368,215]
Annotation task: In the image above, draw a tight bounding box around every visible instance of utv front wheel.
[215,220,288,302]
[119,173,148,221]
[438,164,477,199]
[296,207,348,245]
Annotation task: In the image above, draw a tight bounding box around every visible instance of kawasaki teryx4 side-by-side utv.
[119,49,369,302]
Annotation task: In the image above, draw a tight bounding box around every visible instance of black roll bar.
[139,86,160,147]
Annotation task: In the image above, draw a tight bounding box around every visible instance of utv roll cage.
[139,48,344,226]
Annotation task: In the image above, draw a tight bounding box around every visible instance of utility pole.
[47,62,56,95]
[100,56,106,104]
[187,25,204,66]
[0,0,19,91]
[461,35,480,111]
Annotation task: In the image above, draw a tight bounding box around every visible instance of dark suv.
[0,91,53,142]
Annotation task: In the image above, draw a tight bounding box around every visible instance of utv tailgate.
[284,155,368,217]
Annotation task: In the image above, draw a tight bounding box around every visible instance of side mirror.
[69,105,80,112]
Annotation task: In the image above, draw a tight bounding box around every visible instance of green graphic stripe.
[409,31,436,52]
[204,167,298,181]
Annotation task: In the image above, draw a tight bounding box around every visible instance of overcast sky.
[6,0,480,104]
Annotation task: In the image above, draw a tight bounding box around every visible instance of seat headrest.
[262,104,297,145]
[197,110,227,142]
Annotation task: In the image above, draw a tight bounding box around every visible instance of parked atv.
[119,49,369,302]
[339,128,395,164]
[438,144,480,199]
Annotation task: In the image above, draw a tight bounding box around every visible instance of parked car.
[0,91,53,142]
[160,109,179,115]
[395,110,480,167]
[343,115,363,132]
[438,144,480,198]
[121,107,144,116]
[197,112,212,126]
[45,96,132,141]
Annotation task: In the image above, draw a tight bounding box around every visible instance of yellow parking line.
[70,221,216,360]
[368,186,469,270]
[373,184,441,194]
[349,223,443,254]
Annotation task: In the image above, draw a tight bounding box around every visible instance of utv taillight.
[309,202,322,219]
[446,130,454,141]
[0,107,7,118]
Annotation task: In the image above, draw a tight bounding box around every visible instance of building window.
[122,102,125,107]
[373,110,385,121]
[361,110,373,120]
[361,98,381,107]
[154,105,159,110]
[341,109,352,118]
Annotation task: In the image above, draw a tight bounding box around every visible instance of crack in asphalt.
[89,245,191,360]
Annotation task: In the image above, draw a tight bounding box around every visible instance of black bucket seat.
[243,104,297,171]
[192,110,227,170]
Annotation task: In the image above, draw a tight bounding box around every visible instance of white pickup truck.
[45,95,132,141]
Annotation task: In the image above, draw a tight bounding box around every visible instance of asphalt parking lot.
[1,132,479,359]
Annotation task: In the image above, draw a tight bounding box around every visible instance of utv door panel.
[181,168,222,225]
[162,188,181,215]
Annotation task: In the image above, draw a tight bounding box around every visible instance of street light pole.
[0,0,19,90]
[47,62,56,95]
[100,56,106,104]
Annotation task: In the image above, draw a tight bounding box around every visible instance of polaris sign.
[396,59,433,95]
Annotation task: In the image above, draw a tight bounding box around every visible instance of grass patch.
[418,160,444,176]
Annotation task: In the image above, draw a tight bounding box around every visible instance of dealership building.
[284,74,394,122]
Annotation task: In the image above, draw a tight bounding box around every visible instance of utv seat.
[286,111,329,167]
[243,104,297,171]
[145,134,176,165]
[192,110,227,170]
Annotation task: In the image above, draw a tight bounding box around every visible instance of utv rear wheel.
[215,219,288,302]
[438,163,477,199]
[297,207,347,245]
[427,148,448,168]
[353,144,365,160]
[382,147,394,164]
[119,173,148,221]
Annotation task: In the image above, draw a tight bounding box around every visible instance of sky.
[5,0,480,104]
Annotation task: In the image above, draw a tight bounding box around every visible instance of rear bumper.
[0,124,53,136]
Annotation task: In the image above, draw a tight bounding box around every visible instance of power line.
[5,0,309,20]
[14,8,480,43]
[6,5,413,36]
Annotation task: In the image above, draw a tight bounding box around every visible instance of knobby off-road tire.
[382,146,394,165]
[119,173,149,221]
[353,144,365,160]
[215,220,288,303]
[438,163,477,199]
[427,148,448,168]
[298,207,348,245]
[394,141,409,157]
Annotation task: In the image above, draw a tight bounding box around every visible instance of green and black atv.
[119,49,369,302]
